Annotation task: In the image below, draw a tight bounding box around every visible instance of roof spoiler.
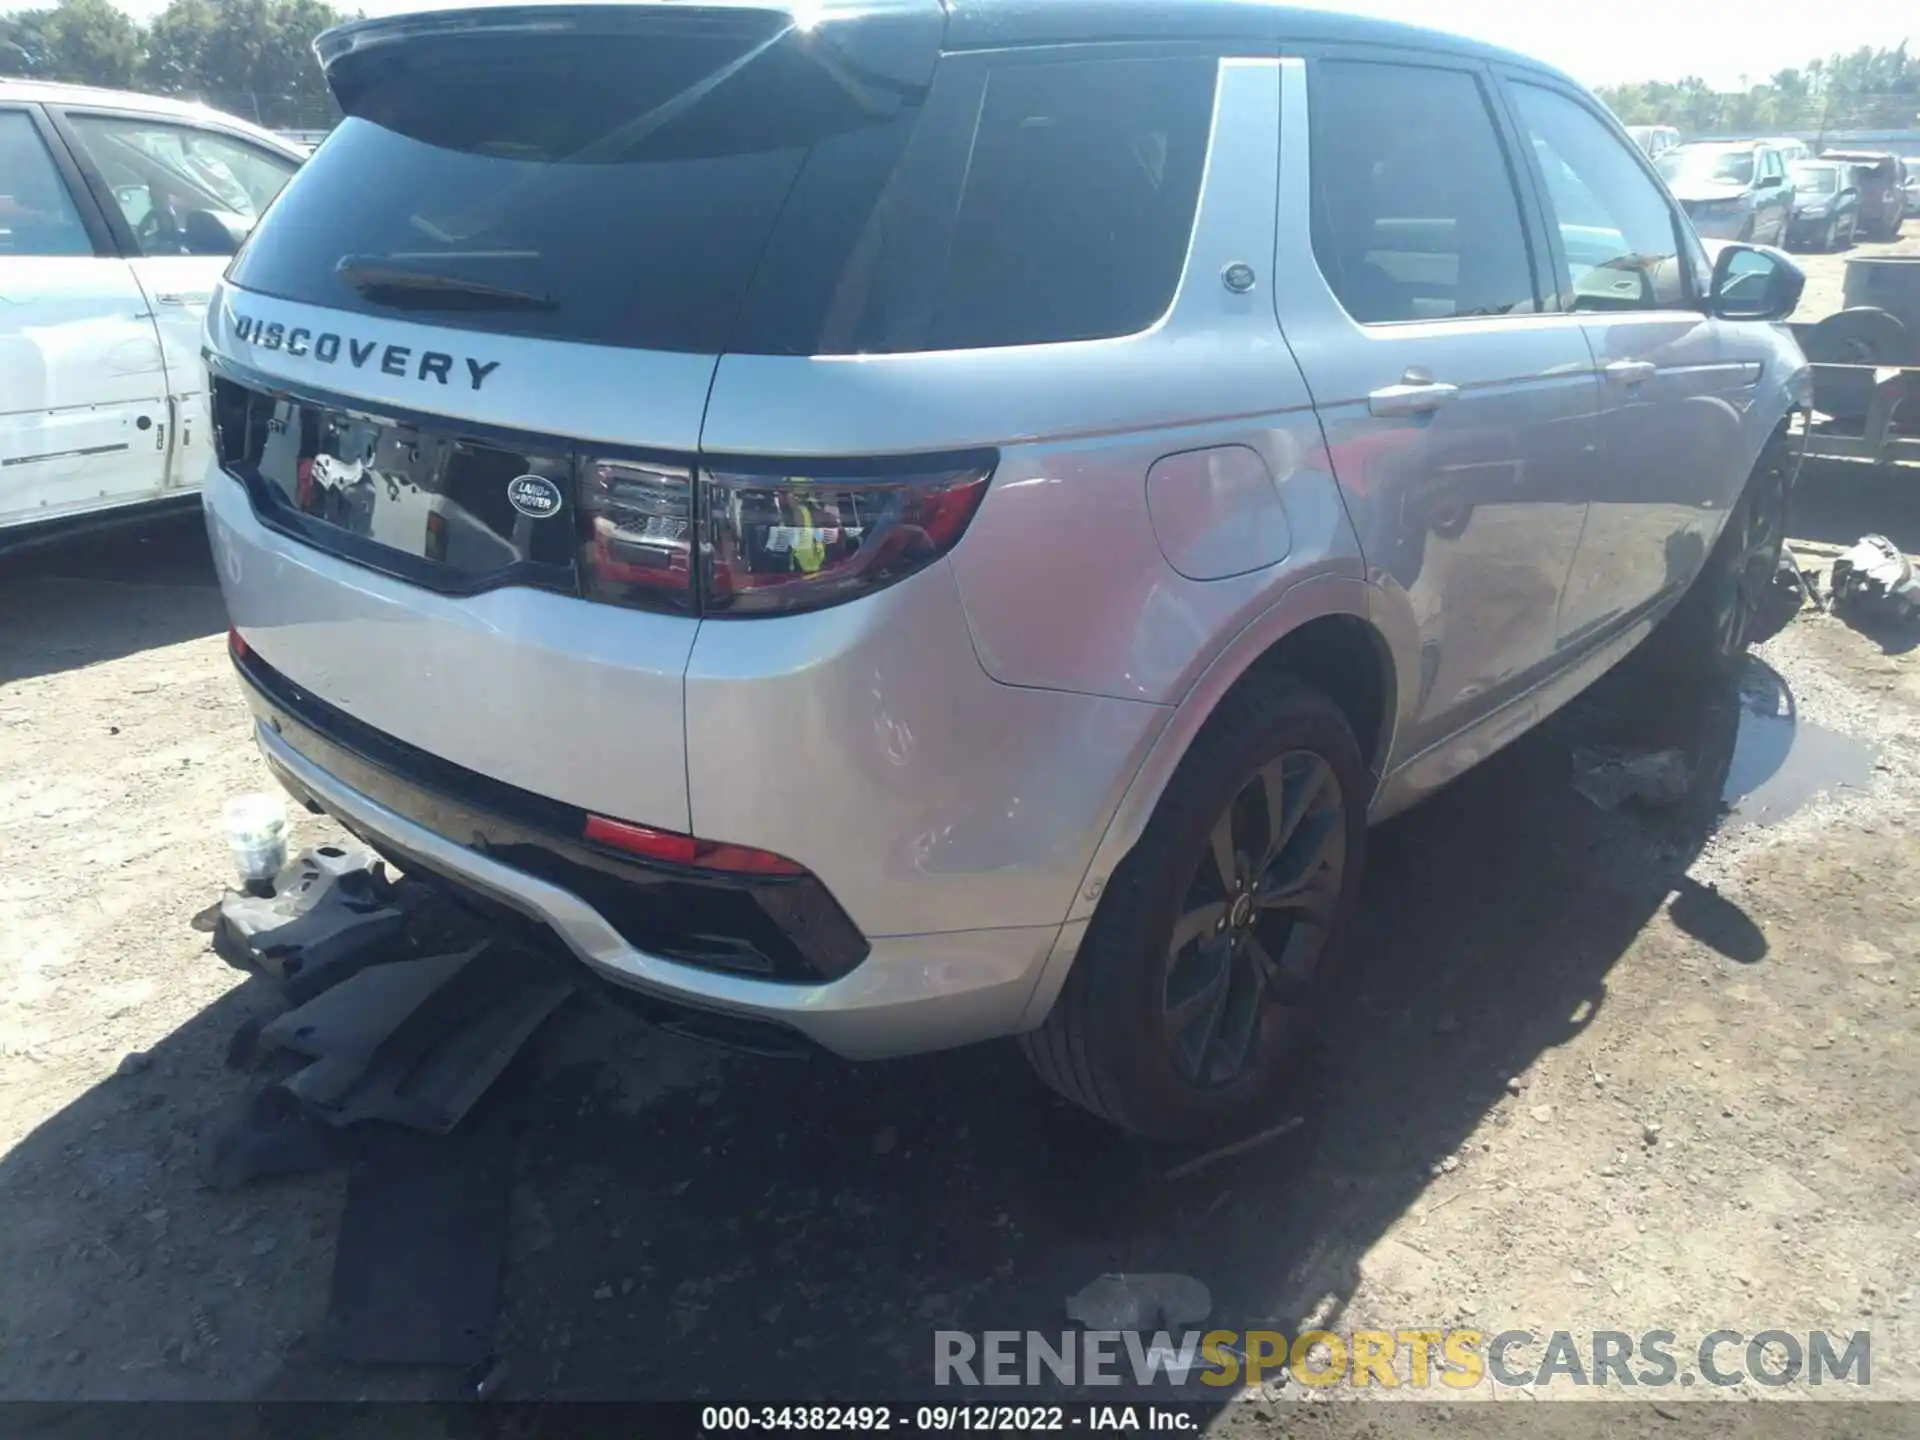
[315,1,946,97]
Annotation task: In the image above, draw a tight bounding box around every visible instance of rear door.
[0,104,168,531]
[50,106,302,490]
[1275,51,1599,759]
[1499,75,1751,645]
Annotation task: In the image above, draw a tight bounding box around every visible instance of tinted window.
[231,14,879,354]
[907,58,1215,351]
[65,114,296,256]
[230,18,1216,356]
[1309,61,1537,324]
[1511,83,1687,312]
[0,111,92,257]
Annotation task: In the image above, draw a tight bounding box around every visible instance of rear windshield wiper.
[336,256,557,311]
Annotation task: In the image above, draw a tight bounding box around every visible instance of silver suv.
[204,0,1809,1137]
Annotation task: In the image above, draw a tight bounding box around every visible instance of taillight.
[583,814,806,877]
[577,456,995,619]
[699,462,993,617]
[578,459,696,613]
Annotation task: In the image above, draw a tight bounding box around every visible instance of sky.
[76,0,1920,92]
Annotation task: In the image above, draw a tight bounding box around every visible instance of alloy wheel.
[1713,465,1788,658]
[1160,751,1347,1087]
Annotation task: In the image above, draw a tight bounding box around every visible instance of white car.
[1625,124,1680,159]
[1,81,304,545]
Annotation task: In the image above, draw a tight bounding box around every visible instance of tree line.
[0,0,352,127]
[1597,43,1920,138]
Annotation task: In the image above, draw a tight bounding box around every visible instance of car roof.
[323,0,1569,79]
[0,78,304,158]
[943,0,1557,64]
[1821,149,1897,162]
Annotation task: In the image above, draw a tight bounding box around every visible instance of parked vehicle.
[1820,150,1907,239]
[1,82,303,545]
[205,0,1809,1137]
[1786,160,1860,250]
[1903,157,1920,216]
[1758,135,1810,164]
[1625,124,1681,159]
[1656,140,1795,242]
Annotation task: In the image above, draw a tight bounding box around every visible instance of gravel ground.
[1,465,1917,1417]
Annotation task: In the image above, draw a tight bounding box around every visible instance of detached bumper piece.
[209,844,575,1159]
[206,845,575,1371]
[213,843,408,1003]
[233,638,871,983]
[265,939,572,1133]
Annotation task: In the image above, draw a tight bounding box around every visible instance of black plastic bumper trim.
[232,642,871,983]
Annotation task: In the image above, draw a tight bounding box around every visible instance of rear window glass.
[228,28,1217,356]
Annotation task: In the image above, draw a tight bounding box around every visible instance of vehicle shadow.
[0,599,1787,1404]
[456,655,1777,1401]
[0,511,227,685]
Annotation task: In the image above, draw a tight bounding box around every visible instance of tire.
[1640,431,1795,683]
[1020,676,1369,1139]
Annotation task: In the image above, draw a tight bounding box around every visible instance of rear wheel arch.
[1015,581,1397,1035]
[1058,582,1396,931]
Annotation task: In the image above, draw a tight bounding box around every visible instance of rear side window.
[1309,60,1537,324]
[229,20,1217,357]
[0,111,92,257]
[906,57,1216,351]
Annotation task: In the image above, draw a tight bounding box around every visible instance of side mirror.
[181,208,249,256]
[1708,243,1804,322]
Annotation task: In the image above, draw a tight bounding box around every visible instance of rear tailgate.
[205,1,941,828]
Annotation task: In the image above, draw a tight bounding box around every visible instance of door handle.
[153,293,205,307]
[1604,360,1658,386]
[1368,378,1459,417]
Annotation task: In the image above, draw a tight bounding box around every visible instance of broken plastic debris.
[1065,1273,1213,1331]
[1570,746,1692,811]
[279,942,573,1134]
[214,846,406,1001]
[1830,534,1920,622]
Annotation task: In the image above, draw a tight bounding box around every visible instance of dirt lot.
[2,379,1919,1412]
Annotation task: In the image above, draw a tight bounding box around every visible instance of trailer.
[1792,255,1920,467]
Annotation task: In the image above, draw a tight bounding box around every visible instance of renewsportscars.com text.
[935,1328,1871,1390]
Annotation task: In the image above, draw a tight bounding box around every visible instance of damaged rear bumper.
[235,647,1065,1061]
